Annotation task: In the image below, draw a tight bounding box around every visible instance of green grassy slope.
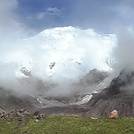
[0,116,134,134]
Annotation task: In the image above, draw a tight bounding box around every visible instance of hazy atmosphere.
[0,0,134,96]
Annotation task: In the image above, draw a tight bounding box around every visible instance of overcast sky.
[2,0,134,33]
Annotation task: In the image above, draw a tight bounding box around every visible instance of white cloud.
[37,7,63,19]
[46,7,63,16]
[0,25,116,95]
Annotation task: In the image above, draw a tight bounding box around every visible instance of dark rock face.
[88,68,134,106]
[20,67,32,77]
[85,94,134,117]
[80,69,109,85]
[86,68,134,117]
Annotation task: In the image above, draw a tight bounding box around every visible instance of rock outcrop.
[80,69,109,85]
[85,68,134,117]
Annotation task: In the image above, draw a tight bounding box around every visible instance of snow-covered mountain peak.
[0,26,116,95]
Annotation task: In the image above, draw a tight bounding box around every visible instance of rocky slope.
[0,88,41,112]
[85,67,134,117]
[85,94,134,117]
[38,67,134,117]
[0,69,107,113]
[1,67,134,118]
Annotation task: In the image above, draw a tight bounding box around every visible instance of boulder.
[107,110,118,119]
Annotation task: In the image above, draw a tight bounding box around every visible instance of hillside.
[86,67,134,117]
[0,115,134,134]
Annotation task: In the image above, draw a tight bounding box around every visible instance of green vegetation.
[0,116,134,134]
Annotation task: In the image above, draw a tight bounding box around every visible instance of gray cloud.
[112,27,134,72]
[0,0,17,28]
